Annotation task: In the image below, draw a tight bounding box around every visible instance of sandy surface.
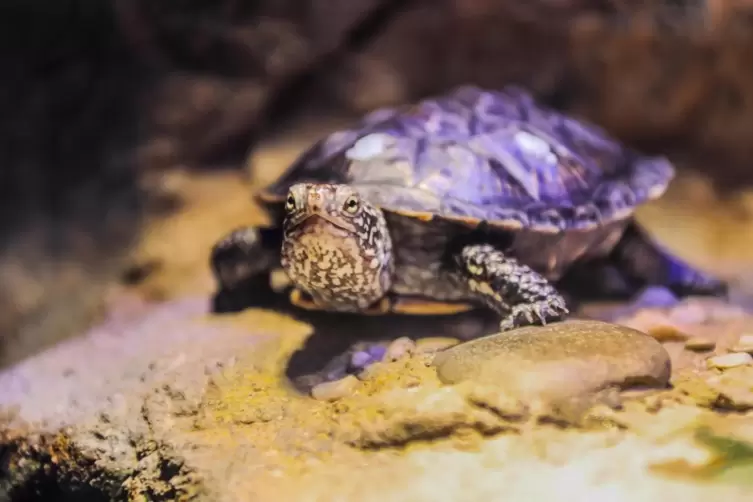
[4,126,753,501]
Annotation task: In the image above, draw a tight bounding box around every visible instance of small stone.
[731,334,753,354]
[678,368,753,411]
[707,353,753,370]
[385,337,416,362]
[349,351,374,371]
[432,320,671,404]
[414,337,460,355]
[367,345,387,361]
[684,337,716,352]
[617,310,689,341]
[349,345,388,373]
[311,375,359,401]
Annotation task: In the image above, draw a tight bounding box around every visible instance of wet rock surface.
[432,320,672,403]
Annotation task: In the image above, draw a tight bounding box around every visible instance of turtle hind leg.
[455,244,569,331]
[210,226,283,312]
[607,222,728,298]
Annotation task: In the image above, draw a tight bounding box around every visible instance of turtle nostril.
[307,192,323,212]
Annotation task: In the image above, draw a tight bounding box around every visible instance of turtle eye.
[285,194,296,212]
[343,195,359,214]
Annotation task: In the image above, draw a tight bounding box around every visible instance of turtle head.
[280,183,394,312]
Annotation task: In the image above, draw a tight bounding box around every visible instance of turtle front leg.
[456,244,570,331]
[210,226,283,312]
[609,222,728,298]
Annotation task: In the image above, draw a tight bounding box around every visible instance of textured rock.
[707,353,753,370]
[311,375,360,401]
[6,298,753,500]
[433,320,672,403]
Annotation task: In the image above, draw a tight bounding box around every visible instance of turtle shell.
[259,85,675,233]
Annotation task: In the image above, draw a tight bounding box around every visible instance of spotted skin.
[458,244,568,330]
[281,183,394,312]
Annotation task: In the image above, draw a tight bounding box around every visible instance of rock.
[707,353,753,370]
[676,368,753,411]
[350,350,374,370]
[340,385,513,449]
[432,320,671,404]
[731,334,753,354]
[684,337,716,352]
[349,345,388,373]
[385,337,416,362]
[311,375,360,401]
[414,337,460,355]
[711,385,753,412]
[616,310,690,342]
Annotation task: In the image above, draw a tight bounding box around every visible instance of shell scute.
[262,85,675,231]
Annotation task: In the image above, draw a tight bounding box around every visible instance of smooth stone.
[707,353,753,370]
[617,310,690,341]
[684,337,716,352]
[432,320,671,403]
[311,375,359,401]
[414,337,460,354]
[350,350,374,371]
[384,337,416,361]
[367,345,387,361]
[731,334,753,354]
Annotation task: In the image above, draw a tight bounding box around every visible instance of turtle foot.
[609,222,729,300]
[456,243,570,331]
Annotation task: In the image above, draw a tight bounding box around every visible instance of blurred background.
[3,0,753,368]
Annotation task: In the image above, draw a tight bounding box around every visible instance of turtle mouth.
[288,213,357,234]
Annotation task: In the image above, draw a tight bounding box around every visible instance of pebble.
[311,375,359,401]
[384,337,416,361]
[707,353,753,370]
[432,320,671,403]
[731,334,753,354]
[617,310,690,341]
[684,337,716,352]
[349,345,388,373]
[414,337,460,355]
[349,351,374,371]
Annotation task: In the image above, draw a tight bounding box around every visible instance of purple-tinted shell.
[264,85,675,232]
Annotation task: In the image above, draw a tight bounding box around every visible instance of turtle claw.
[499,300,569,332]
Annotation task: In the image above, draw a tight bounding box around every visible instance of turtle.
[210,85,727,332]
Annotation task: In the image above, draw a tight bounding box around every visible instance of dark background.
[2,0,753,367]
